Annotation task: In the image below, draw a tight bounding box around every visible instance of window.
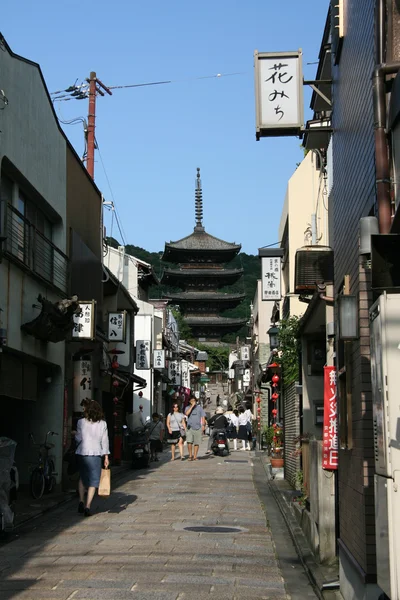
[1,170,67,291]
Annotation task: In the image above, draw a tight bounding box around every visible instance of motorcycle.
[0,437,19,533]
[123,425,150,469]
[211,430,229,457]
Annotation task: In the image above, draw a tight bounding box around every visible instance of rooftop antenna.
[194,167,204,231]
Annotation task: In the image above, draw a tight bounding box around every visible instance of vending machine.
[370,292,400,600]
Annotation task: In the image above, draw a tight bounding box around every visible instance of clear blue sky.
[2,0,328,255]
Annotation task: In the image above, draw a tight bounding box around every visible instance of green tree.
[277,316,301,385]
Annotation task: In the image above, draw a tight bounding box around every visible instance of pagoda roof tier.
[164,291,246,303]
[162,230,241,263]
[184,316,247,328]
[161,267,244,286]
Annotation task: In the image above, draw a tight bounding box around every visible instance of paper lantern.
[272,374,280,384]
[112,380,119,387]
[256,397,261,403]
[257,406,261,412]
[272,392,279,400]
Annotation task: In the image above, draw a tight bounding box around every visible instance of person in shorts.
[185,395,206,461]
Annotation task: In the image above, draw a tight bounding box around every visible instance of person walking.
[238,406,251,451]
[75,398,110,517]
[244,402,255,449]
[148,413,163,462]
[227,408,239,451]
[166,403,186,461]
[185,394,206,461]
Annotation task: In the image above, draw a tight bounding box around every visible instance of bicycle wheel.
[30,468,45,499]
[44,460,55,494]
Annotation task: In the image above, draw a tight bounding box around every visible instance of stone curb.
[257,452,341,600]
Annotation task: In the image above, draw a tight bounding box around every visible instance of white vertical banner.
[136,340,151,370]
[72,302,95,339]
[181,360,190,388]
[240,346,250,361]
[168,360,181,386]
[261,256,281,301]
[108,311,127,342]
[153,349,165,370]
[73,360,92,411]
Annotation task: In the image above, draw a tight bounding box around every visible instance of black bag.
[63,440,79,475]
[167,431,180,444]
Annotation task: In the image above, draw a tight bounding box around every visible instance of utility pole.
[86,72,112,179]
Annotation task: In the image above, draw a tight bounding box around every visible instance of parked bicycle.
[29,431,58,499]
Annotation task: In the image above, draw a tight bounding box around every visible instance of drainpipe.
[373,0,400,233]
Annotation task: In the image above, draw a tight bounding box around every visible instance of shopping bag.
[98,468,111,496]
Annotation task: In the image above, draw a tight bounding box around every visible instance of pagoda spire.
[194,167,204,231]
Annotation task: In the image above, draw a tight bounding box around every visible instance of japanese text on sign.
[153,350,165,370]
[261,256,281,301]
[322,366,338,470]
[181,360,190,388]
[136,340,150,370]
[72,302,95,339]
[168,360,181,386]
[73,360,92,411]
[254,50,303,136]
[108,312,126,342]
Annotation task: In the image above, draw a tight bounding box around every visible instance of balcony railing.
[5,205,68,292]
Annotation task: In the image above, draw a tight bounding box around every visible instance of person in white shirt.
[227,409,239,451]
[237,406,251,450]
[74,398,110,517]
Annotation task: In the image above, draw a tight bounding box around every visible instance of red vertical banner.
[323,366,338,470]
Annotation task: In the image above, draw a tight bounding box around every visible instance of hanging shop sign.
[153,349,165,370]
[73,359,93,412]
[72,301,96,339]
[254,49,304,139]
[181,360,190,388]
[261,256,281,301]
[168,360,181,386]
[243,369,251,384]
[322,366,338,470]
[135,340,151,370]
[108,311,127,342]
[240,346,250,361]
[109,314,130,368]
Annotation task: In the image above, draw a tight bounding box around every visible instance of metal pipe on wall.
[373,0,400,233]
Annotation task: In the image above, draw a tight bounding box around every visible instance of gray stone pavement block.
[58,579,135,589]
[0,591,72,599]
[53,555,104,565]
[73,591,178,600]
[164,574,231,585]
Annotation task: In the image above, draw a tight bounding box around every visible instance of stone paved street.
[0,441,317,600]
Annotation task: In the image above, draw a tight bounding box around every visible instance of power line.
[50,71,248,99]
[95,138,127,246]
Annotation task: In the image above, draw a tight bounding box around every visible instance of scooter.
[0,437,19,533]
[123,425,150,469]
[211,430,229,457]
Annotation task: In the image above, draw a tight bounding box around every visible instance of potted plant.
[270,427,284,468]
[263,425,274,454]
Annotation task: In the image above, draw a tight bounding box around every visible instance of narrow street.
[0,440,317,600]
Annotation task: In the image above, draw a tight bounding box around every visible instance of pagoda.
[161,168,246,342]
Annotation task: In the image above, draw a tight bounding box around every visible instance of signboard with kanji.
[240,346,250,361]
[322,366,338,470]
[135,340,151,370]
[261,256,281,301]
[181,360,190,388]
[168,360,181,386]
[254,50,304,139]
[108,311,126,342]
[153,349,165,370]
[72,302,95,339]
[73,359,92,411]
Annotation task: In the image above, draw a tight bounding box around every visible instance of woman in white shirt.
[228,409,239,451]
[75,398,110,517]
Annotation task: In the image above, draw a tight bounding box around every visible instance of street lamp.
[267,325,279,350]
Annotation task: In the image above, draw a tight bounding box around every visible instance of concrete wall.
[279,153,323,317]
[66,147,102,259]
[0,42,67,484]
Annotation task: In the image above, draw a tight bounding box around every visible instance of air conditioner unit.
[295,246,334,294]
